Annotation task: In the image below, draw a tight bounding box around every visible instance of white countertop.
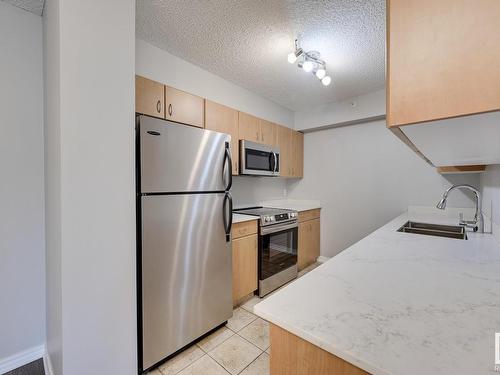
[254,208,500,375]
[232,213,258,224]
[259,199,321,212]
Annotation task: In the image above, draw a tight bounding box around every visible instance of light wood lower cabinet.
[205,100,240,175]
[232,233,258,304]
[298,217,320,271]
[135,75,165,118]
[165,86,204,128]
[270,324,369,375]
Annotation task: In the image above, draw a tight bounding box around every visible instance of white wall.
[0,1,45,364]
[480,165,500,231]
[43,1,136,374]
[294,89,385,131]
[287,120,480,257]
[136,39,294,128]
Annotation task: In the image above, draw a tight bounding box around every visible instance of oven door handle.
[260,221,298,235]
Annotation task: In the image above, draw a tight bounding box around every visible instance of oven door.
[258,221,298,296]
[240,140,280,176]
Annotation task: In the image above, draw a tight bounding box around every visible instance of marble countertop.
[259,199,321,212]
[233,213,258,224]
[254,208,500,375]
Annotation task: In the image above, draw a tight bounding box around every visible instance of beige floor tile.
[177,355,229,375]
[265,346,270,355]
[226,307,257,332]
[147,369,162,375]
[240,352,269,375]
[208,334,262,375]
[238,318,269,350]
[197,326,234,352]
[240,296,261,313]
[159,345,204,375]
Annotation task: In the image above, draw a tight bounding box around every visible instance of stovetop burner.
[234,206,298,226]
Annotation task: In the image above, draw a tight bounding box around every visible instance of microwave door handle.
[223,142,233,191]
[273,152,277,173]
[223,192,233,242]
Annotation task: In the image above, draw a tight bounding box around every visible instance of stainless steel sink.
[397,221,467,240]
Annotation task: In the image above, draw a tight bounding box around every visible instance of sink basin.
[397,221,467,240]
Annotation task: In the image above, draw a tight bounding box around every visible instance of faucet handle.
[459,212,464,223]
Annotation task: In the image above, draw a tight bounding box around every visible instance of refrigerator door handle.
[223,142,233,191]
[223,192,233,242]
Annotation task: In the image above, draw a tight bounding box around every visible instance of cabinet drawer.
[298,209,320,223]
[232,220,258,239]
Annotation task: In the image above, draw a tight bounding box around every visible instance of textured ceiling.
[136,0,386,111]
[2,0,44,15]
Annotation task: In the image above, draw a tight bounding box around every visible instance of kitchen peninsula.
[254,209,500,375]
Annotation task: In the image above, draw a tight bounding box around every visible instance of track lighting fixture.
[288,39,331,86]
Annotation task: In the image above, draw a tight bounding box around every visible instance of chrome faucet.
[436,184,483,232]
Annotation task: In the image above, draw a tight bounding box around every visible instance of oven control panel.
[262,211,298,224]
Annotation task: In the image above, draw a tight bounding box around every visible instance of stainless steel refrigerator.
[136,115,233,372]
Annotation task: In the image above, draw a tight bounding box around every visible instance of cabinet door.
[165,86,205,128]
[276,125,292,177]
[291,131,304,177]
[387,0,500,127]
[259,119,277,145]
[298,219,320,271]
[232,234,258,303]
[135,75,165,118]
[205,100,239,175]
[238,112,260,142]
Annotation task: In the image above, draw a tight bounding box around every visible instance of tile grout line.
[206,332,264,375]
[235,351,269,375]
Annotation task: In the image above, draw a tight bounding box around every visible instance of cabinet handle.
[168,103,173,116]
[156,100,161,114]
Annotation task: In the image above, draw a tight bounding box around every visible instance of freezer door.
[141,193,233,370]
[138,115,232,193]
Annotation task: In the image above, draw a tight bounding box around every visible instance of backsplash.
[480,165,500,234]
[231,176,287,208]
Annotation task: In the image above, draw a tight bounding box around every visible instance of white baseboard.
[0,345,45,374]
[43,351,54,375]
[316,256,331,263]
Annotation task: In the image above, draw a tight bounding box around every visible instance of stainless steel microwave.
[240,140,280,176]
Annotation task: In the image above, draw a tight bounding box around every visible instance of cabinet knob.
[156,100,161,113]
[168,103,173,116]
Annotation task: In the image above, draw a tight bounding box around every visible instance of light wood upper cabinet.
[298,218,320,271]
[135,75,165,118]
[259,119,277,145]
[165,86,204,128]
[276,125,292,177]
[387,0,500,127]
[238,112,261,143]
[291,131,304,178]
[232,233,258,304]
[205,100,239,175]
